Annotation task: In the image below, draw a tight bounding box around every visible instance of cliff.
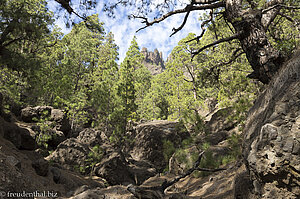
[242,49,300,198]
[141,47,165,75]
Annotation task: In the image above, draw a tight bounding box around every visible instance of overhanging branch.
[262,3,300,14]
[185,10,213,43]
[192,32,241,58]
[133,2,225,33]
[170,9,191,37]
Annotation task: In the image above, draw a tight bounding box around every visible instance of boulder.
[94,152,134,185]
[76,128,103,147]
[21,106,52,123]
[51,108,71,133]
[69,186,135,199]
[32,158,49,176]
[243,50,300,198]
[204,130,229,145]
[130,120,190,171]
[205,107,236,133]
[46,138,90,172]
[2,119,37,150]
[21,106,71,134]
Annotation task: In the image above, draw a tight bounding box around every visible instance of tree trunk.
[225,0,284,84]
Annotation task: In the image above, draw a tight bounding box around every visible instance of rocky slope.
[0,103,241,198]
[243,50,300,198]
[141,47,165,75]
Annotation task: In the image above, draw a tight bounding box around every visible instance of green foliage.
[0,0,55,71]
[34,112,56,150]
[162,140,176,163]
[85,145,103,174]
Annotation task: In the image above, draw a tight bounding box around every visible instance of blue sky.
[48,0,204,63]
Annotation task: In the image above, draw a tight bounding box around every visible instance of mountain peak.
[141,47,165,75]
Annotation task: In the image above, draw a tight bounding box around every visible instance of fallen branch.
[127,151,226,199]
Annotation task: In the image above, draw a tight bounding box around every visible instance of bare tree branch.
[192,32,241,58]
[262,3,300,30]
[192,0,220,5]
[170,9,191,37]
[127,151,226,198]
[185,10,213,43]
[262,3,300,14]
[133,2,225,33]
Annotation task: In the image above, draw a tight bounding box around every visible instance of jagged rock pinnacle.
[141,47,165,75]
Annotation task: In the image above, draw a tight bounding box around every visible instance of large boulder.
[1,118,37,150]
[94,152,134,186]
[46,138,91,172]
[50,108,71,133]
[76,128,103,147]
[21,106,52,123]
[21,106,71,134]
[130,120,190,171]
[243,50,300,198]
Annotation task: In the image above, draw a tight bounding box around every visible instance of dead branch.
[127,151,226,198]
[161,151,206,190]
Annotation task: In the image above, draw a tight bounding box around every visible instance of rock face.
[141,47,165,75]
[130,120,190,171]
[0,134,103,197]
[243,50,300,198]
[21,106,71,134]
[46,138,91,172]
[1,117,37,150]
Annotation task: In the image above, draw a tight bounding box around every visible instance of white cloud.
[51,0,204,64]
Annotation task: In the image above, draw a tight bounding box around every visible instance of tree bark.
[225,0,284,84]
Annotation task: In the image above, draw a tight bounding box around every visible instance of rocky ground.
[0,50,299,199]
[0,102,245,198]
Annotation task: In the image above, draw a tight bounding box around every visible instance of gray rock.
[32,158,49,176]
[130,120,189,171]
[94,152,134,185]
[5,156,21,169]
[50,167,61,184]
[3,122,36,150]
[51,109,71,133]
[21,106,52,123]
[243,50,300,198]
[46,138,90,172]
[76,128,102,147]
[141,47,164,75]
[205,130,229,145]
